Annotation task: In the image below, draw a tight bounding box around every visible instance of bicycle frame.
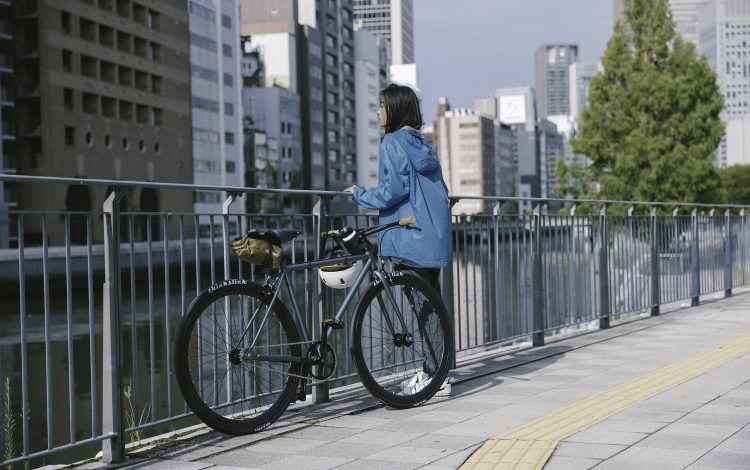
[235,246,409,369]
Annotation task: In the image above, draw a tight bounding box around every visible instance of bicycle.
[174,216,454,435]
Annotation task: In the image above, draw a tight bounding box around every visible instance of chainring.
[309,341,337,380]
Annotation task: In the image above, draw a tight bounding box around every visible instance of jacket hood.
[398,128,440,175]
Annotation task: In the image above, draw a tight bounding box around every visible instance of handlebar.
[321,216,418,240]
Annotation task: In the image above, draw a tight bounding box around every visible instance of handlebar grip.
[399,216,416,226]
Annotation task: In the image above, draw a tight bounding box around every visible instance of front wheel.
[352,271,453,408]
[174,281,301,435]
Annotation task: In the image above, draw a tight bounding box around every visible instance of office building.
[535,44,578,119]
[435,108,495,214]
[352,0,413,65]
[354,27,386,189]
[189,0,244,234]
[699,0,750,167]
[569,61,602,123]
[3,0,193,245]
[242,0,357,192]
[615,0,711,47]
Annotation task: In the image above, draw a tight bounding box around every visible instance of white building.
[672,0,712,45]
[569,61,603,123]
[436,108,496,215]
[614,0,710,47]
[353,0,414,65]
[354,27,386,189]
[189,0,244,235]
[699,0,750,167]
[389,63,419,92]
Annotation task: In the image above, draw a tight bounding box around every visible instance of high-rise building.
[472,97,517,200]
[242,0,357,192]
[569,61,602,123]
[495,87,540,213]
[0,0,16,247]
[539,119,565,201]
[672,0,712,45]
[242,86,302,211]
[354,27,386,189]
[352,0,413,65]
[436,108,495,214]
[615,0,711,47]
[2,0,193,245]
[189,0,244,235]
[535,44,578,119]
[699,0,750,166]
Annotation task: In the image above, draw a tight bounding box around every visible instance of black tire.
[174,280,301,435]
[352,271,453,408]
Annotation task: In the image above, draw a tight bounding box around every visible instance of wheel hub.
[393,333,414,347]
[228,348,242,365]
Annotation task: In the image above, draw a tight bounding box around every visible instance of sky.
[413,0,614,122]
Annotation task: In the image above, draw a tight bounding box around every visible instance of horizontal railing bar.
[2,173,750,210]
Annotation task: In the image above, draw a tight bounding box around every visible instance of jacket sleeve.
[352,136,409,210]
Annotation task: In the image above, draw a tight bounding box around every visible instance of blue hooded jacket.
[352,128,451,268]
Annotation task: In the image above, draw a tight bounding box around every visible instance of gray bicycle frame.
[236,248,408,357]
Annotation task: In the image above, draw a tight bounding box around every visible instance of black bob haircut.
[380,84,423,134]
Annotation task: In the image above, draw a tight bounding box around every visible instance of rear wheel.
[352,272,453,408]
[174,281,301,434]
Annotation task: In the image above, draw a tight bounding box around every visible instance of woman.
[345,83,451,290]
[345,84,452,396]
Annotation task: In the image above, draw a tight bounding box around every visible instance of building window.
[65,126,75,146]
[148,43,161,62]
[61,11,71,34]
[151,75,162,94]
[221,14,231,28]
[226,161,235,173]
[223,73,233,87]
[224,102,234,116]
[82,92,98,114]
[63,88,74,110]
[225,132,235,144]
[189,1,215,21]
[79,18,96,41]
[62,49,73,72]
[147,9,160,29]
[222,43,232,57]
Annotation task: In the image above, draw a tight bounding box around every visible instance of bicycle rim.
[177,283,301,434]
[353,273,452,407]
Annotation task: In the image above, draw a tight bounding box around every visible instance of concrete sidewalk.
[99,294,750,470]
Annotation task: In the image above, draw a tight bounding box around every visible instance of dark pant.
[394,264,442,375]
[394,264,441,293]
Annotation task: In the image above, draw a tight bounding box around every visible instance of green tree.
[558,0,725,206]
[718,165,750,206]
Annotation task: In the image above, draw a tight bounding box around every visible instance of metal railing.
[1,174,749,467]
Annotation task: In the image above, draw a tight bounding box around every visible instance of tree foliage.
[557,0,725,205]
[718,165,750,206]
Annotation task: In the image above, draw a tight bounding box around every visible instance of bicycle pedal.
[322,318,344,329]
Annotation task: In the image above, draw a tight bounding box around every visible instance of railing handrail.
[1,173,749,210]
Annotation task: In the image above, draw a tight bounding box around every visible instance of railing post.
[599,204,610,330]
[102,189,126,463]
[490,202,504,351]
[312,196,330,403]
[532,203,545,346]
[690,208,700,306]
[725,209,733,298]
[650,208,660,316]
[442,203,457,369]
[742,209,747,286]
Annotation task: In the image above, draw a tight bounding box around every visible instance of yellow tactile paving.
[460,332,750,469]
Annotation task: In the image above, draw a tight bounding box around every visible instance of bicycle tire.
[352,271,453,408]
[174,280,301,435]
